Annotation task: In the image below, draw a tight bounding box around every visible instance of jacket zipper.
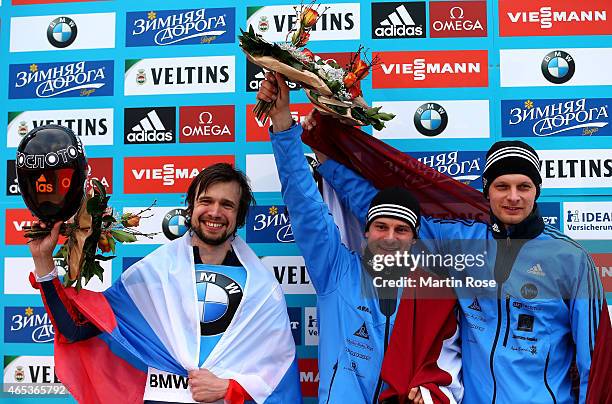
[371,316,391,404]
[544,352,557,404]
[502,294,511,347]
[325,360,338,404]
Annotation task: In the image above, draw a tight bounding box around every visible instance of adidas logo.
[126,109,174,143]
[353,322,370,339]
[527,264,545,277]
[468,297,482,311]
[374,4,424,38]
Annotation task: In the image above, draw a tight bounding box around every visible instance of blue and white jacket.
[317,157,605,404]
[270,124,462,404]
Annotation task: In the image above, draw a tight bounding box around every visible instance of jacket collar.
[490,203,544,240]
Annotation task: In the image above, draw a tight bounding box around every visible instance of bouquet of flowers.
[24,180,157,290]
[239,1,395,130]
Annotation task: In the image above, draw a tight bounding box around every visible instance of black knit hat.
[482,141,542,198]
[365,187,420,234]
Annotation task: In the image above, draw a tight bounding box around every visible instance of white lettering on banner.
[131,165,201,186]
[507,7,606,29]
[381,60,480,80]
[15,62,106,98]
[508,99,609,137]
[432,6,484,32]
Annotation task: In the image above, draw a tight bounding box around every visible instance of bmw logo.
[413,103,448,137]
[162,208,190,240]
[196,271,243,336]
[47,17,78,48]
[541,50,575,84]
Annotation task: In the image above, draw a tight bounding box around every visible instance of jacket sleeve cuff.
[224,379,253,403]
[34,266,59,283]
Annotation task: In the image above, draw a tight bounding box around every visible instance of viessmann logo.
[502,98,610,138]
[180,106,234,142]
[246,103,312,141]
[9,60,113,99]
[124,155,234,193]
[500,1,611,36]
[126,8,235,47]
[373,50,488,88]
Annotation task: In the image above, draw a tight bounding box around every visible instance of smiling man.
[29,163,301,404]
[303,132,607,403]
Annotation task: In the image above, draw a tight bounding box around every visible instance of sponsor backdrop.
[0,0,610,401]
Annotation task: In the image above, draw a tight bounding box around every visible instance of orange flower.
[291,30,310,47]
[124,214,141,227]
[343,72,357,88]
[98,233,111,253]
[302,48,315,61]
[348,82,362,99]
[352,59,370,80]
[301,8,319,28]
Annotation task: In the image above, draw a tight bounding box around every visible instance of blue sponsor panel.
[4,307,54,343]
[287,307,302,345]
[409,151,487,189]
[501,98,611,138]
[246,205,294,243]
[538,202,561,229]
[9,60,114,99]
[126,8,235,47]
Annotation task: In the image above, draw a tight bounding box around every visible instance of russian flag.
[32,233,301,403]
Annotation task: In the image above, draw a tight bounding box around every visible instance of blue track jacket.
[270,124,461,404]
[317,158,605,404]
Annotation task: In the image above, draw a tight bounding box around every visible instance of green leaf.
[110,229,137,243]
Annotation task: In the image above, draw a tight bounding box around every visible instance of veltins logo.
[373,50,488,88]
[304,307,318,346]
[287,307,302,345]
[499,1,611,37]
[124,107,176,144]
[9,13,115,52]
[500,48,612,87]
[298,359,319,398]
[126,8,235,47]
[9,61,113,99]
[247,103,312,141]
[124,56,235,95]
[541,50,575,84]
[371,2,426,39]
[247,4,360,42]
[430,1,487,38]
[411,151,486,188]
[4,307,54,343]
[564,202,612,240]
[502,98,610,138]
[260,256,314,294]
[538,202,561,229]
[124,155,234,193]
[246,205,294,243]
[179,106,234,143]
[7,109,114,147]
[538,149,612,189]
[3,356,66,390]
[373,100,489,139]
[591,254,612,293]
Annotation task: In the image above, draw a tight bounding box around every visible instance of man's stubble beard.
[191,225,233,246]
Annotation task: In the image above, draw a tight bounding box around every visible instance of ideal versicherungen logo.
[541,50,575,84]
[414,102,448,136]
[47,17,78,48]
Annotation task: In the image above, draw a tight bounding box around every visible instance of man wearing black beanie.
[301,113,607,404]
[258,73,463,404]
